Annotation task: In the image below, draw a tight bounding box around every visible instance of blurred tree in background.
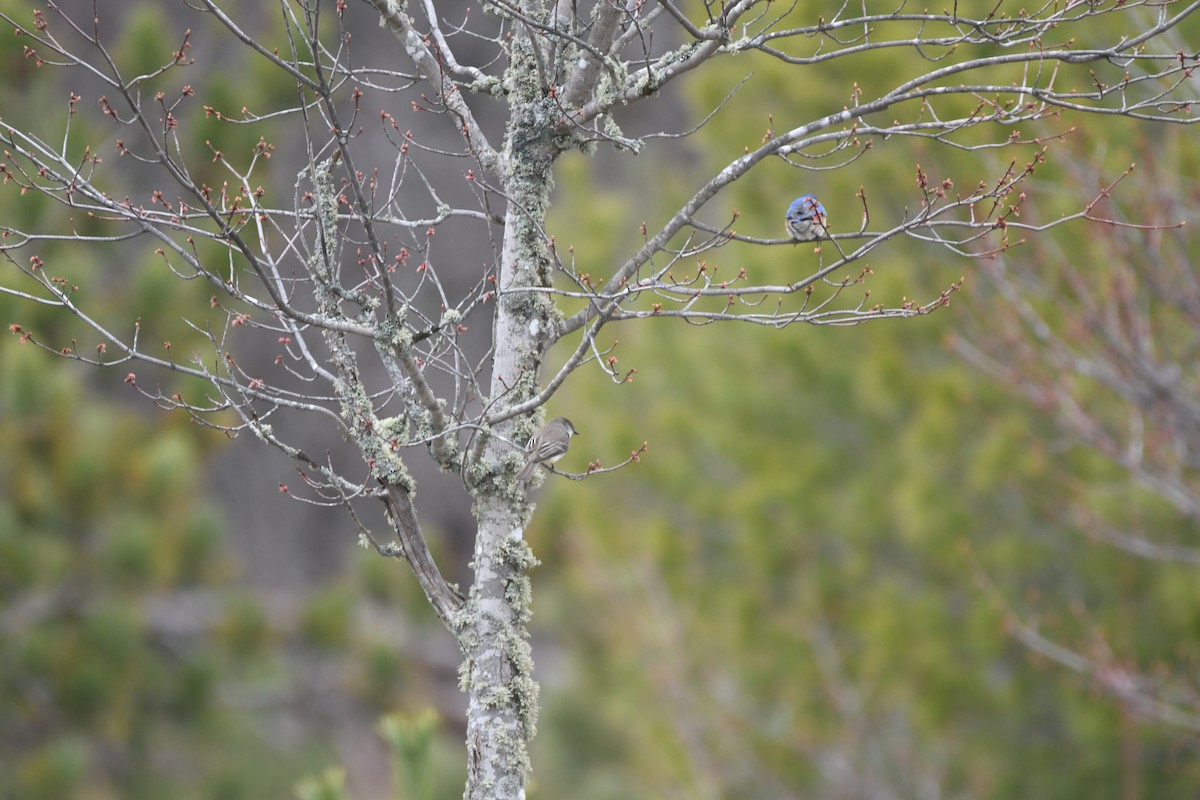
[0,2,1198,799]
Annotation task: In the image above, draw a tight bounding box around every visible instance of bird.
[516,417,579,482]
[784,194,828,242]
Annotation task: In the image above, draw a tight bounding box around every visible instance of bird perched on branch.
[517,417,579,482]
[785,194,828,242]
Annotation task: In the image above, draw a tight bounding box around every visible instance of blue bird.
[784,194,828,242]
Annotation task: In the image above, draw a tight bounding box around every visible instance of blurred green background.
[1,2,1198,799]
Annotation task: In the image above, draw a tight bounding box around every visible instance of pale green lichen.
[306,157,341,289]
[377,414,409,441]
[511,674,539,742]
[365,433,412,489]
[469,75,505,96]
[409,405,435,446]
[499,286,545,318]
[374,315,413,353]
[496,775,522,797]
[593,59,628,109]
[505,576,533,621]
[481,683,511,709]
[602,116,631,151]
[494,729,530,776]
[498,535,539,573]
[465,456,494,487]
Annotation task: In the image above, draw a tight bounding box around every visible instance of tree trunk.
[460,28,560,798]
[462,494,540,799]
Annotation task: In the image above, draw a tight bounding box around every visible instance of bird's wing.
[532,439,567,461]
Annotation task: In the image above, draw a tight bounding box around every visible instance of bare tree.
[1,1,1197,796]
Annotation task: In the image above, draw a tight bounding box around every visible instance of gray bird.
[517,417,579,482]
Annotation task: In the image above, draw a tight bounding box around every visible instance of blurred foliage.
[0,337,324,798]
[379,709,438,800]
[1,2,1199,800]
[0,4,350,798]
[296,708,465,800]
[531,9,1200,799]
[295,768,349,800]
